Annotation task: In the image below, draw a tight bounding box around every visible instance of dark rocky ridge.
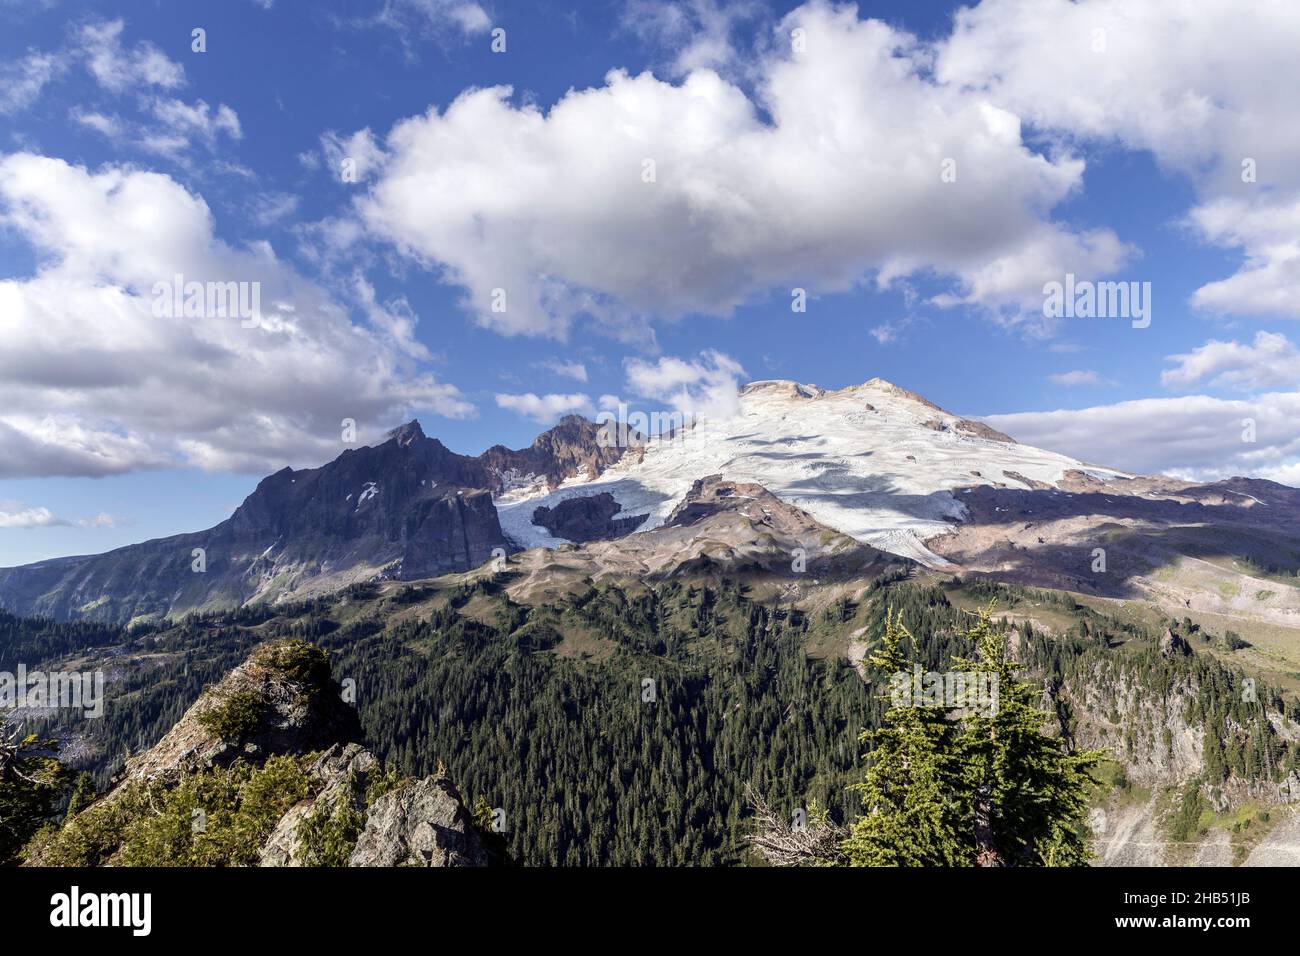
[0,416,632,624]
[478,414,634,493]
[531,492,649,541]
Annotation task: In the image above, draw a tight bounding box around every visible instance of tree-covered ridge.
[3,572,1297,865]
[0,609,123,672]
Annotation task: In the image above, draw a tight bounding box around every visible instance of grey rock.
[259,743,377,867]
[119,640,361,786]
[348,775,487,867]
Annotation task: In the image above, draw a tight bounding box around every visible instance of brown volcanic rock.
[955,418,1016,443]
[505,475,901,595]
[661,474,843,536]
[477,414,634,493]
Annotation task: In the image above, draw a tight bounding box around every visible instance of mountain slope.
[3,376,1297,633]
[0,417,629,624]
[495,378,1129,565]
[0,422,508,623]
[13,569,1300,866]
[497,379,1300,634]
[501,474,904,603]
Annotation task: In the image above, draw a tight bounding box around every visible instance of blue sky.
[2,0,1299,565]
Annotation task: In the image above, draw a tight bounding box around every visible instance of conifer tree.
[842,606,1102,867]
[0,728,72,863]
[955,607,1103,866]
[842,610,971,866]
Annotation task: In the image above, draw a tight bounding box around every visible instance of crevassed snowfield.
[495,379,1127,566]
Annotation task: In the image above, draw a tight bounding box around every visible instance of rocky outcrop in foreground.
[26,641,486,868]
[117,639,362,786]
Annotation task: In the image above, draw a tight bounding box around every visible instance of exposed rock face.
[1000,470,1053,490]
[0,421,511,623]
[257,742,487,868]
[0,416,639,625]
[532,492,648,542]
[1058,653,1300,865]
[478,415,632,494]
[663,475,792,528]
[258,743,377,867]
[955,418,1016,443]
[349,775,487,867]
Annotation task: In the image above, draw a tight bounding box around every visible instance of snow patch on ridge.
[356,482,379,509]
[494,469,549,503]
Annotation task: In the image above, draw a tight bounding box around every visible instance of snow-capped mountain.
[3,376,1297,628]
[495,378,1300,628]
[496,378,1127,566]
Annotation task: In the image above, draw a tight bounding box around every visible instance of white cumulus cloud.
[495,392,595,424]
[937,0,1300,319]
[986,393,1300,485]
[1163,332,1300,392]
[0,152,471,477]
[78,19,185,94]
[624,350,746,419]
[0,504,68,529]
[355,0,1124,338]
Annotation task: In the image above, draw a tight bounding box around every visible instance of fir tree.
[842,610,971,866]
[842,606,1102,867]
[955,606,1103,866]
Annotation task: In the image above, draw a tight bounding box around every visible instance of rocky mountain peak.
[388,419,426,446]
[479,413,630,494]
